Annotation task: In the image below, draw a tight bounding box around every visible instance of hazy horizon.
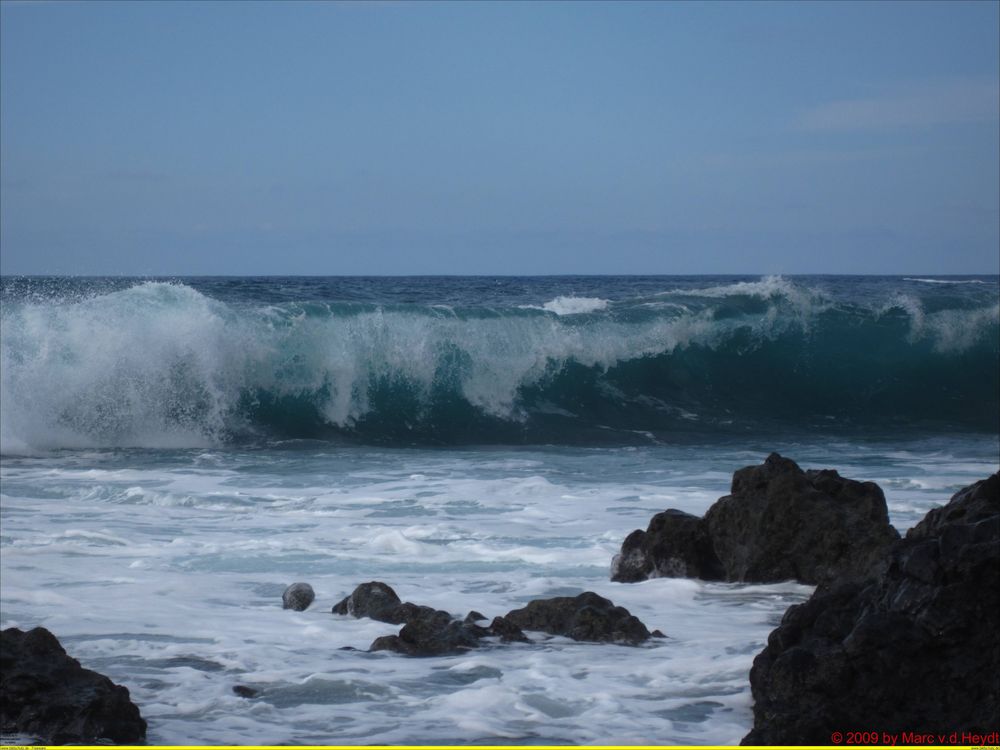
[3,271,999,279]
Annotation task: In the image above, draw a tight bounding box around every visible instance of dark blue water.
[2,274,997,451]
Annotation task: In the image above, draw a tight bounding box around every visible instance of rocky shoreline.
[329,581,661,657]
[3,454,996,745]
[742,471,999,744]
[0,626,147,744]
[611,453,900,586]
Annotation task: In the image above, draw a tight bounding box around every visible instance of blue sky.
[1,0,998,275]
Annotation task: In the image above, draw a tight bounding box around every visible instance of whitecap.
[519,296,611,315]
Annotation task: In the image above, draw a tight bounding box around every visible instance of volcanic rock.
[282,582,315,611]
[488,615,531,643]
[706,453,899,585]
[332,581,414,624]
[503,591,652,645]
[334,580,529,656]
[336,582,649,655]
[0,626,147,744]
[332,581,454,627]
[611,509,724,582]
[612,453,899,586]
[742,473,1000,744]
[370,616,484,657]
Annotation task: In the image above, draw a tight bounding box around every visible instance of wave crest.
[2,278,997,451]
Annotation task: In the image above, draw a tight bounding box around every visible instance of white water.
[4,278,997,453]
[0,284,709,451]
[2,437,997,744]
[538,296,611,316]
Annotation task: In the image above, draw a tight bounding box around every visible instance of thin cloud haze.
[797,78,1000,132]
[1,0,998,275]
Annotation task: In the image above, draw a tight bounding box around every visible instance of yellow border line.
[1,747,990,750]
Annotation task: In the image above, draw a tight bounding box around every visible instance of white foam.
[879,294,999,352]
[540,296,611,316]
[3,277,995,453]
[658,274,824,305]
[1,439,997,743]
[0,282,733,450]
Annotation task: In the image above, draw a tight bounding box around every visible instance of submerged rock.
[331,581,440,625]
[0,626,147,744]
[332,581,456,631]
[334,580,529,656]
[332,580,402,620]
[612,453,899,586]
[503,591,652,645]
[368,613,533,657]
[488,615,531,644]
[370,617,484,657]
[232,684,259,699]
[335,582,652,655]
[742,473,1000,744]
[282,582,315,611]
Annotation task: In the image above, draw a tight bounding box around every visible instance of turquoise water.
[2,275,997,449]
[1,276,997,744]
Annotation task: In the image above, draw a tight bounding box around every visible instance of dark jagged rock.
[503,592,652,645]
[336,582,648,656]
[332,581,454,627]
[611,509,724,582]
[0,626,147,744]
[370,616,484,657]
[282,582,315,611]
[706,453,899,585]
[907,473,999,541]
[612,453,899,586]
[742,473,1000,745]
[332,581,409,623]
[488,616,531,643]
[368,613,532,656]
[334,580,529,656]
[232,684,259,698]
[393,601,451,626]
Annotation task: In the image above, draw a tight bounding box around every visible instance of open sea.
[1,274,998,744]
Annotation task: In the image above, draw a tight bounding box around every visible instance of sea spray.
[1,273,998,744]
[1,275,997,452]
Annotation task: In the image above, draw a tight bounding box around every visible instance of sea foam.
[1,277,997,452]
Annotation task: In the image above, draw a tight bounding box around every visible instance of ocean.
[1,274,998,744]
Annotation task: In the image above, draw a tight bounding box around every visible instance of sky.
[1,0,998,276]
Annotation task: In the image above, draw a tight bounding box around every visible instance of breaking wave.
[1,277,997,451]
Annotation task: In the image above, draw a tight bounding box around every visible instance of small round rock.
[282,582,316,611]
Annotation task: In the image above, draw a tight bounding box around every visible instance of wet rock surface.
[334,582,650,655]
[742,473,1000,745]
[613,453,899,586]
[369,618,485,657]
[331,581,448,627]
[232,684,259,699]
[0,626,147,744]
[503,591,652,645]
[333,581,531,656]
[332,580,408,622]
[611,509,724,582]
[282,582,315,611]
